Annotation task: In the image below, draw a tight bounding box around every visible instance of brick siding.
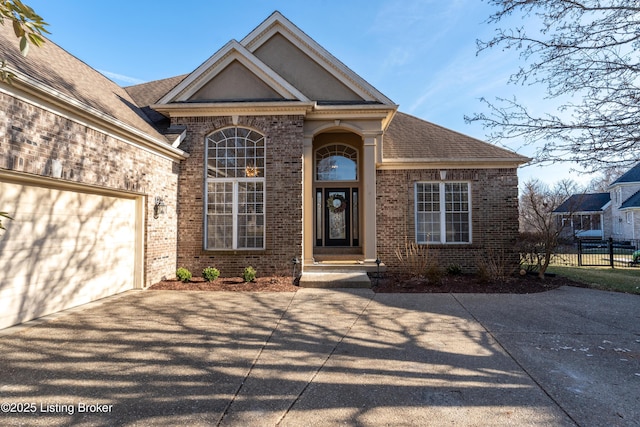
[173,115,304,278]
[0,92,180,285]
[376,168,521,273]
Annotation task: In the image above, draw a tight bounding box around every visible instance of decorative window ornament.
[245,164,259,177]
[327,194,347,214]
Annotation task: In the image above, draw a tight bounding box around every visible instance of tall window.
[205,127,265,250]
[415,182,471,244]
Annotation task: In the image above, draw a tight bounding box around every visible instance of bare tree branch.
[467,0,640,172]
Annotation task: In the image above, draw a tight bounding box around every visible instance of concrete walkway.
[0,287,638,426]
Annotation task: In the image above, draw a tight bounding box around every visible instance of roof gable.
[157,11,393,106]
[158,40,308,103]
[252,33,362,102]
[190,60,284,101]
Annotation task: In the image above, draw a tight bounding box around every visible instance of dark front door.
[324,188,350,246]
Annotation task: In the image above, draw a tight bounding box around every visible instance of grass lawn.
[547,265,640,295]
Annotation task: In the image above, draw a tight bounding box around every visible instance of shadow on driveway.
[0,287,637,426]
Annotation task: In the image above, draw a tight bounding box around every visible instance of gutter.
[3,66,188,161]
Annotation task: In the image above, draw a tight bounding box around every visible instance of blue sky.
[25,0,584,186]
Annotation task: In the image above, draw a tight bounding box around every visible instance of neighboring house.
[0,12,528,329]
[553,193,611,240]
[609,163,640,240]
[554,163,640,241]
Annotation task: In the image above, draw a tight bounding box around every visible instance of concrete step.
[298,271,371,288]
[304,261,386,274]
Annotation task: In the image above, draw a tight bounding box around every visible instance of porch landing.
[299,258,386,288]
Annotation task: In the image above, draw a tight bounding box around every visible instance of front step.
[298,271,372,288]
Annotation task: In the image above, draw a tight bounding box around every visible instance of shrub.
[425,264,444,284]
[176,267,192,283]
[394,238,429,277]
[446,264,462,275]
[476,248,518,282]
[242,266,257,282]
[202,267,220,282]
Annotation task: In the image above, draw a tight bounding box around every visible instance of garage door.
[0,180,141,329]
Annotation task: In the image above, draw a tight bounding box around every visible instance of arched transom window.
[315,144,358,181]
[205,127,265,250]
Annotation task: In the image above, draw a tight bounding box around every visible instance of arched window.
[205,127,265,250]
[315,144,358,181]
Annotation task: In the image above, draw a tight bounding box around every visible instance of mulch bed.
[149,273,586,293]
[149,276,298,292]
[371,273,584,293]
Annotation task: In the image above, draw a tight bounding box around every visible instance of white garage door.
[0,180,141,329]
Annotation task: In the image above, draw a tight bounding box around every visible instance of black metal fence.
[577,238,640,267]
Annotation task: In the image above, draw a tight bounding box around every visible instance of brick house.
[0,12,527,328]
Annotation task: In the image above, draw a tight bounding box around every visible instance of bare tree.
[585,166,626,193]
[519,178,578,279]
[466,1,640,172]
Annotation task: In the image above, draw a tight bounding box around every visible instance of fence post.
[577,239,583,266]
[608,237,615,268]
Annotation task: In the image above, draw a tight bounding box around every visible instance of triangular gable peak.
[158,40,308,104]
[157,11,395,111]
[241,12,393,105]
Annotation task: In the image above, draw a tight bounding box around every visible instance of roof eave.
[151,101,316,117]
[5,68,188,161]
[377,157,529,170]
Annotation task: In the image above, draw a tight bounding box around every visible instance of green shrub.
[176,267,192,282]
[202,267,220,282]
[242,266,256,282]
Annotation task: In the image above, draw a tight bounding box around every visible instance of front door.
[324,188,350,246]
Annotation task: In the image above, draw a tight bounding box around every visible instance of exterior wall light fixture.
[153,196,167,219]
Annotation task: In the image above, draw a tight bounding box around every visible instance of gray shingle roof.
[621,190,640,209]
[125,75,187,106]
[554,193,611,213]
[612,163,640,185]
[383,112,528,162]
[0,23,166,142]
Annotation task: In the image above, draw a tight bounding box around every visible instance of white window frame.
[415,182,472,244]
[205,127,266,250]
[315,144,359,182]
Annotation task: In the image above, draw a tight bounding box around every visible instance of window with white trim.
[205,127,265,250]
[415,182,471,244]
[315,144,358,181]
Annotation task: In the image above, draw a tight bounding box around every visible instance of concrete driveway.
[0,286,638,426]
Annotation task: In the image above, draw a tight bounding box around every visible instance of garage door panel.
[1,213,136,252]
[0,181,140,330]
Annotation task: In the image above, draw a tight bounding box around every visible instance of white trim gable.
[240,11,395,105]
[158,40,309,104]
